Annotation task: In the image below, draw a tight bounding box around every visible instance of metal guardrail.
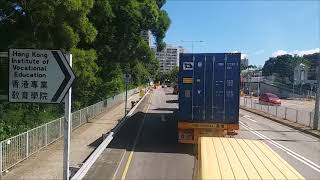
[0,88,138,175]
[240,97,319,130]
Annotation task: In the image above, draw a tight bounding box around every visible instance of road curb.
[240,106,320,139]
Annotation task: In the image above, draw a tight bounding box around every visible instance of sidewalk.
[2,93,141,180]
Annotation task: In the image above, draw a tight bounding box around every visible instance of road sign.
[124,73,131,84]
[8,49,75,103]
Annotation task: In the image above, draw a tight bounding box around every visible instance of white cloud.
[231,50,247,59]
[272,50,288,57]
[241,53,247,59]
[272,48,319,57]
[292,48,320,56]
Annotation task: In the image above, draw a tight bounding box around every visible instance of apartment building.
[141,30,152,47]
[153,45,184,72]
[241,58,249,68]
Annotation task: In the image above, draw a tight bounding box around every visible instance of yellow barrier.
[139,89,145,97]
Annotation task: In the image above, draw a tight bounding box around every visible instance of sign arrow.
[183,62,193,70]
[51,51,73,102]
[8,49,76,103]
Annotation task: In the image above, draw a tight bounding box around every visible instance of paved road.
[237,110,320,179]
[84,88,319,180]
[280,99,315,112]
[119,87,194,180]
[84,87,194,180]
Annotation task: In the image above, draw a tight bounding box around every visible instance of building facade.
[241,58,249,68]
[153,45,183,72]
[141,30,152,47]
[294,63,317,86]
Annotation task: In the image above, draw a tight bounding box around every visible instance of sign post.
[8,49,75,180]
[63,54,72,180]
[124,73,131,116]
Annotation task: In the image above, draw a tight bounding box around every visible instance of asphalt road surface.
[237,110,320,180]
[280,99,315,112]
[84,87,320,180]
[114,87,195,180]
[84,87,195,180]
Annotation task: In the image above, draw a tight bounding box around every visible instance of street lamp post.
[179,40,204,121]
[313,65,320,130]
[180,40,204,54]
[293,80,295,98]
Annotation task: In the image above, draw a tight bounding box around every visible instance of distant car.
[259,93,281,105]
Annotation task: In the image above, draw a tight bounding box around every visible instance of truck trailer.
[178,53,305,179]
[178,53,240,144]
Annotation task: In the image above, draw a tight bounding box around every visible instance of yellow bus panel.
[198,137,305,180]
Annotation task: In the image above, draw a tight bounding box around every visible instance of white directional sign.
[183,62,193,70]
[9,49,76,103]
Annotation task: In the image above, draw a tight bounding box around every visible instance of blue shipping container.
[178,53,240,124]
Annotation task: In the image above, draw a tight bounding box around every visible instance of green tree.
[168,66,179,83]
[248,65,257,69]
[0,0,171,139]
[303,53,320,80]
[154,66,178,84]
[71,48,100,109]
[0,0,97,50]
[262,54,311,83]
[89,0,170,87]
[132,61,151,86]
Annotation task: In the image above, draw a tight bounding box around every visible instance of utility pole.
[313,65,320,130]
[258,81,260,97]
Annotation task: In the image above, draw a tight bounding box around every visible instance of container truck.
[180,53,306,179]
[178,53,240,144]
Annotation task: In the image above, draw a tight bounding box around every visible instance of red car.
[259,93,281,105]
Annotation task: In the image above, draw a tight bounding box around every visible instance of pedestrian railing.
[0,88,138,175]
[240,97,319,130]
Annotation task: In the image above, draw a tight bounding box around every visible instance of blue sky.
[162,0,320,66]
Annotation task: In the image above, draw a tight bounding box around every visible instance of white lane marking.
[240,121,320,173]
[112,150,127,180]
[243,115,257,123]
[161,114,166,122]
